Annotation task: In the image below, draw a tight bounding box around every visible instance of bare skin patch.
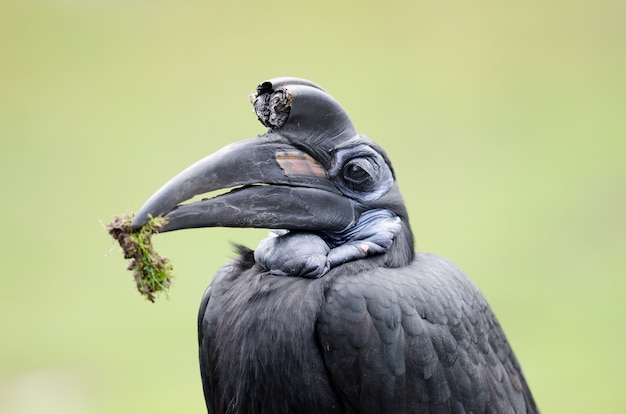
[276,151,326,177]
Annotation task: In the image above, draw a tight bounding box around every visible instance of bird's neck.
[383,219,415,268]
[322,208,415,269]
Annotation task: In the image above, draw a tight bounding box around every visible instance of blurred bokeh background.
[1,0,624,412]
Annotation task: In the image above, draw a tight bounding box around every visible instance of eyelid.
[346,158,370,171]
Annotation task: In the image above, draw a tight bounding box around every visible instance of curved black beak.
[131,135,356,233]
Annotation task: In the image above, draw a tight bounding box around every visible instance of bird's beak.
[131,135,356,233]
[133,77,361,234]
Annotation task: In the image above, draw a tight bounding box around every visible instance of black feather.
[199,251,538,413]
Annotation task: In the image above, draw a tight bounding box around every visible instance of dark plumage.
[133,78,538,413]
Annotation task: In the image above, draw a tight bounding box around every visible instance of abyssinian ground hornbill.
[132,77,538,413]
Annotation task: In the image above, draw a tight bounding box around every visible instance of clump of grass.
[107,213,173,302]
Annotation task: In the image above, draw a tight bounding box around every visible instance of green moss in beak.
[107,213,174,302]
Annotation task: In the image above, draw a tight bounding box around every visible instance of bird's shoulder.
[317,252,535,413]
[320,252,486,334]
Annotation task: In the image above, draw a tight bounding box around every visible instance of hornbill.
[132,78,538,413]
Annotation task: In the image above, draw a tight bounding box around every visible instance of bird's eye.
[331,145,394,201]
[343,161,370,183]
[341,159,376,192]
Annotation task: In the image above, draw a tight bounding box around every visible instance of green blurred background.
[1,0,624,412]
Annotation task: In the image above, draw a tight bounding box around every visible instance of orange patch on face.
[276,151,326,177]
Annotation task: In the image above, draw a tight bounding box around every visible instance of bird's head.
[132,78,414,274]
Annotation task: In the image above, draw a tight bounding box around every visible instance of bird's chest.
[200,269,343,413]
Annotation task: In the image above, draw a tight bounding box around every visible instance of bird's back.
[198,249,537,414]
